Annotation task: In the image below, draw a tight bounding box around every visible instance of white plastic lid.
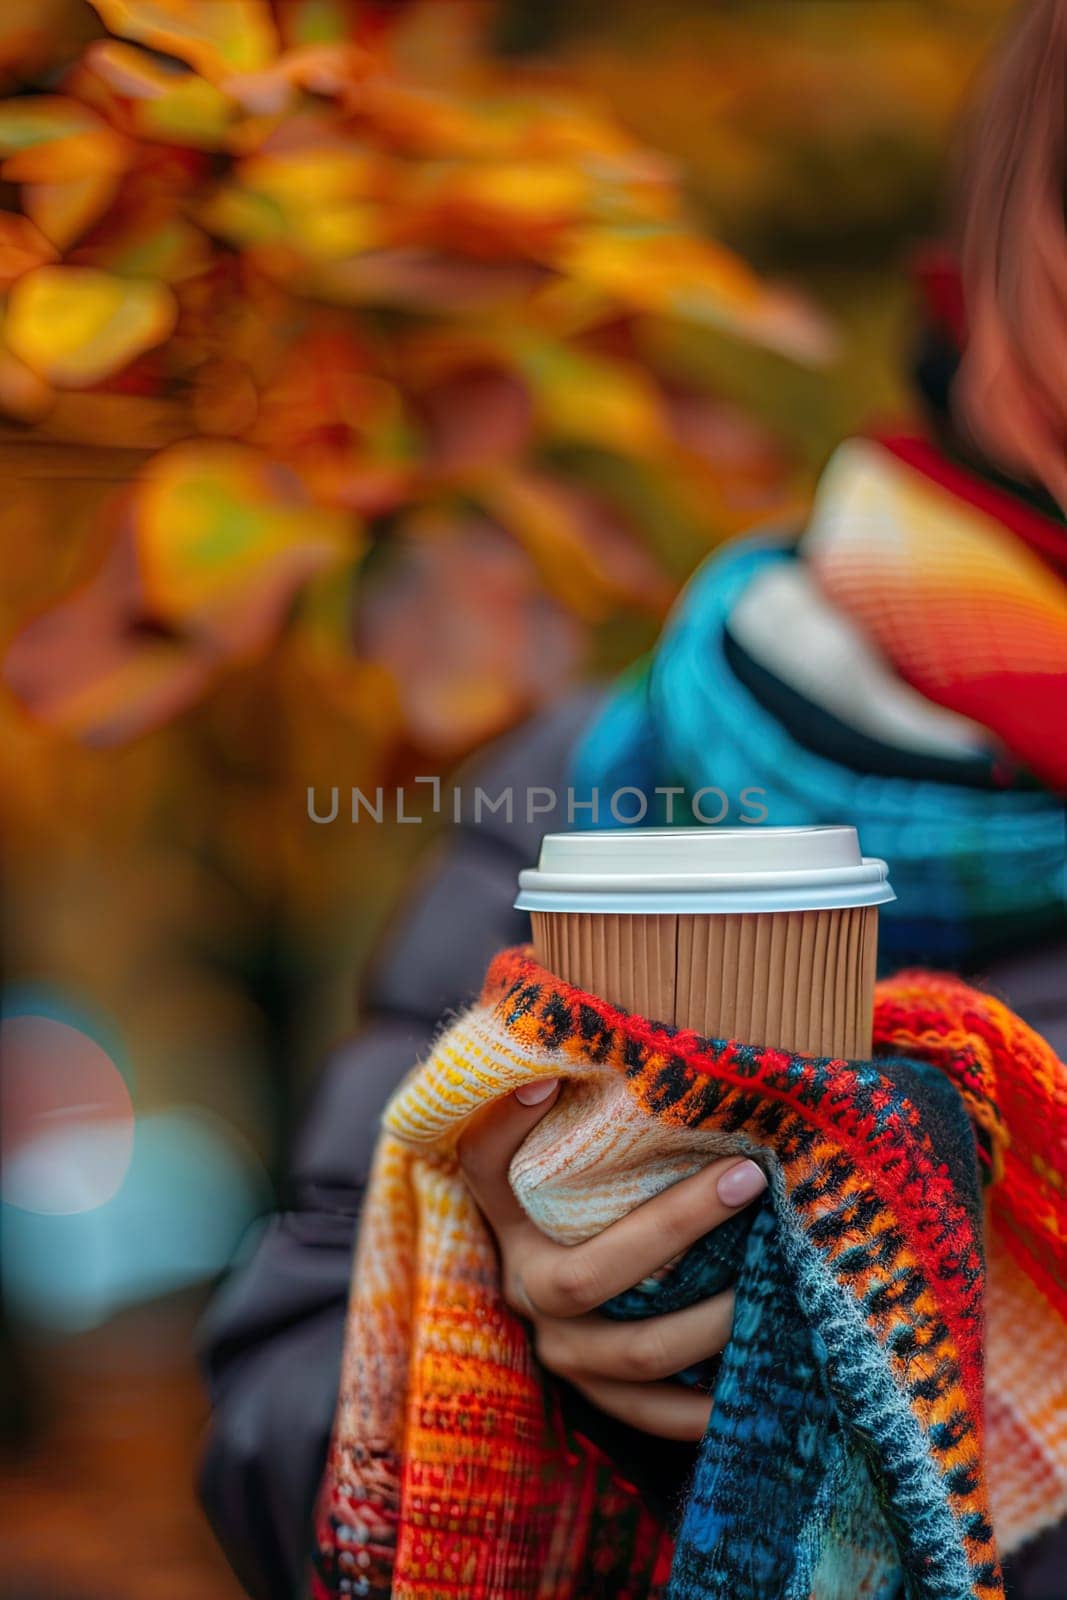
[515,826,894,914]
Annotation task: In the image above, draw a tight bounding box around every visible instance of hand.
[457,1077,767,1441]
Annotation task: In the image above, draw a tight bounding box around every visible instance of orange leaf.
[0,335,55,421]
[357,514,582,755]
[0,213,57,288]
[440,161,590,225]
[2,126,131,183]
[3,528,219,746]
[478,470,671,621]
[24,172,123,251]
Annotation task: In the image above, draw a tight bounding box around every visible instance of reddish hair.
[953,0,1066,508]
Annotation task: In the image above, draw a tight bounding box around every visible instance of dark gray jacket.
[198,691,1067,1600]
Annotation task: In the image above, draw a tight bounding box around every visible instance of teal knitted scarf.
[571,538,1066,970]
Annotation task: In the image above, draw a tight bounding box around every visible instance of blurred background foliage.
[0,3,1015,1595]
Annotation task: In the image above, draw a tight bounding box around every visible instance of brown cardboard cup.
[517,828,893,1058]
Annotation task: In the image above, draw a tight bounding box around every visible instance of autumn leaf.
[23,174,124,252]
[355,513,583,754]
[2,526,217,747]
[5,266,177,387]
[219,145,387,259]
[3,443,359,746]
[0,97,133,248]
[83,40,235,149]
[308,248,546,312]
[80,213,213,284]
[437,160,591,226]
[0,97,102,154]
[557,228,835,362]
[0,332,55,421]
[276,0,361,50]
[88,0,279,82]
[133,441,358,641]
[419,364,532,476]
[0,213,57,289]
[517,339,667,456]
[478,470,672,621]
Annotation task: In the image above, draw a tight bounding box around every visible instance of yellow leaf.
[445,161,590,223]
[206,147,388,259]
[5,266,177,386]
[86,40,234,148]
[198,185,286,248]
[557,229,834,362]
[298,204,382,261]
[520,342,666,456]
[561,228,755,313]
[138,75,235,147]
[89,0,279,81]
[236,147,384,209]
[134,441,356,634]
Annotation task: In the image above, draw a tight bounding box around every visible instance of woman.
[199,3,1067,1595]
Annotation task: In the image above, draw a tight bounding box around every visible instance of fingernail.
[514,1078,559,1106]
[716,1159,767,1208]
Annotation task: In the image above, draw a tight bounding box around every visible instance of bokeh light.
[2,1104,271,1332]
[2,991,271,1331]
[2,1000,135,1215]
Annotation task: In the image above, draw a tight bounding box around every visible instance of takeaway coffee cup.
[515,826,895,1057]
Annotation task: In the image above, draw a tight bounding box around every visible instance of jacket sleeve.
[196,690,599,1600]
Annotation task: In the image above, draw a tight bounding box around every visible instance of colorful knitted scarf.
[311,949,1067,1600]
[804,438,1067,793]
[570,449,1067,968]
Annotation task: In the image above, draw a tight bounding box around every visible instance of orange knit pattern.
[874,970,1067,1550]
[805,439,1067,789]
